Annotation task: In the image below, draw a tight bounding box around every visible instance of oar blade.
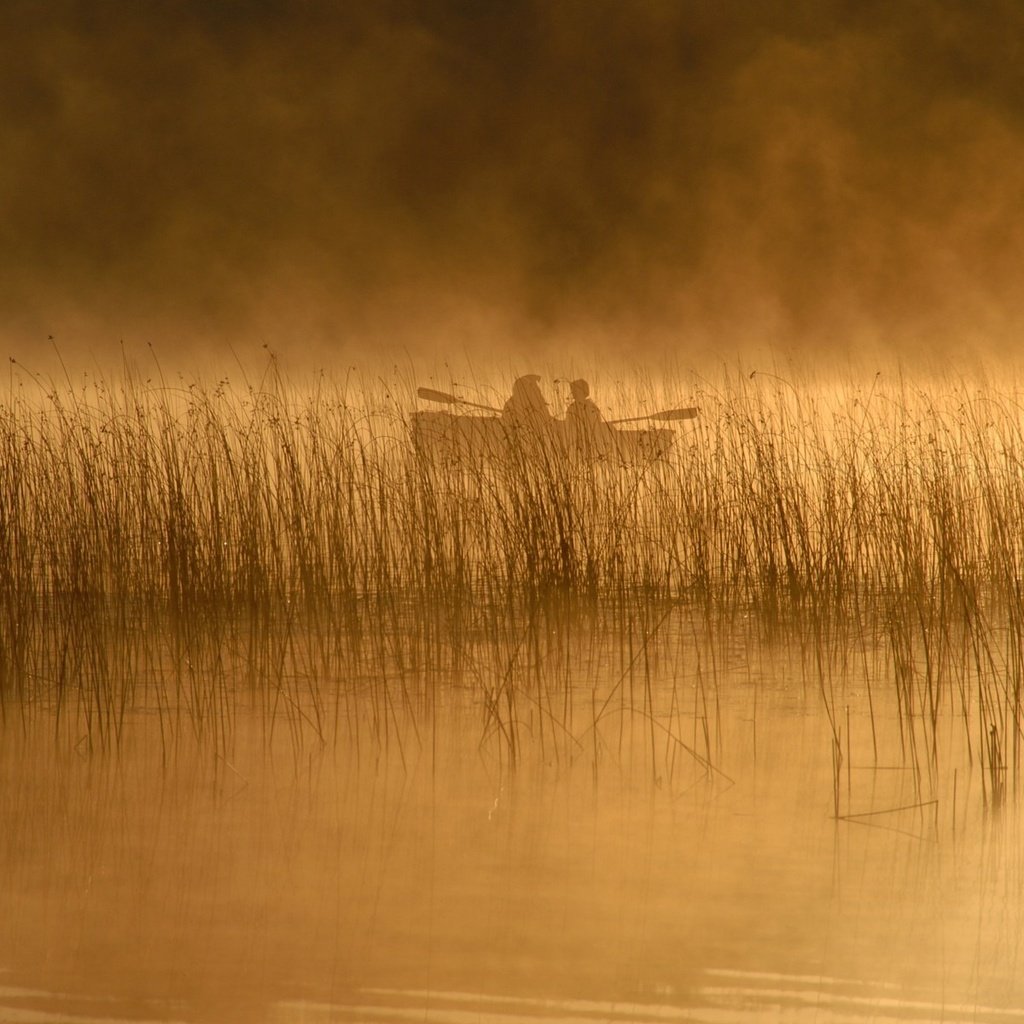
[416,386,502,414]
[653,407,699,421]
[417,386,461,405]
[609,406,699,425]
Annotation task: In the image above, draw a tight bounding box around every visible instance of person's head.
[570,379,590,401]
[511,375,546,409]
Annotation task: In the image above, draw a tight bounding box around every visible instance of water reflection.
[2,642,1023,1024]
[278,976,1024,1023]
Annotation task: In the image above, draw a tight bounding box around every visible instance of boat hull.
[410,412,674,464]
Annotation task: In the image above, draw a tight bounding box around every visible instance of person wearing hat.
[502,374,553,434]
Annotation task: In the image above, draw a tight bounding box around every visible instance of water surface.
[2,611,1022,1023]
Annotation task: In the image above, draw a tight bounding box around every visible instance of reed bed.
[1,360,1023,790]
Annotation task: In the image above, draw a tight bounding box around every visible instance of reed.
[2,359,1023,790]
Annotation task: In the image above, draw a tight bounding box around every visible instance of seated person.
[502,375,554,434]
[564,379,613,455]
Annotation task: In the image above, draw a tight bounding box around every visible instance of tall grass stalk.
[2,361,1024,788]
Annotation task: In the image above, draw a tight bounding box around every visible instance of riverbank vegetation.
[1,359,1021,799]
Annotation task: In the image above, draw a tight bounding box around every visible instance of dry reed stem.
[1,362,1023,786]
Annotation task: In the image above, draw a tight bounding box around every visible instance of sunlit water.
[2,612,1022,1024]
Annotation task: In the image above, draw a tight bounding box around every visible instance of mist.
[3,0,1023,370]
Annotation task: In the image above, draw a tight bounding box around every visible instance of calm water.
[2,612,1023,1024]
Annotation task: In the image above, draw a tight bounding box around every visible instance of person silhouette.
[564,378,612,456]
[502,375,553,435]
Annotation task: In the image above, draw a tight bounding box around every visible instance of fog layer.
[2,1,1023,365]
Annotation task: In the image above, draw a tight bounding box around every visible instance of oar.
[608,407,699,425]
[416,387,501,413]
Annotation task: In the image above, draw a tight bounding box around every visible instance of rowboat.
[409,411,675,464]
